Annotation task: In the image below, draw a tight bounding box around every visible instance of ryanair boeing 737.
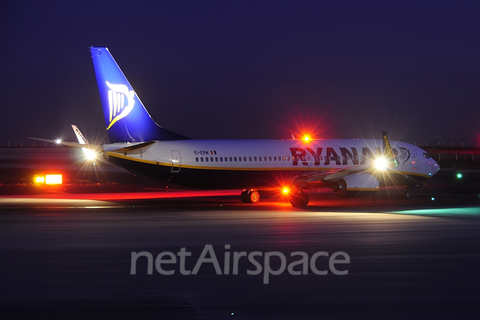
[35,47,441,207]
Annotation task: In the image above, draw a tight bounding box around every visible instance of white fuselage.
[103,139,439,189]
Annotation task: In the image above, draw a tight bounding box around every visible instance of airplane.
[34,47,441,207]
[29,125,97,161]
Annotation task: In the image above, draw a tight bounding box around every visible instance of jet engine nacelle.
[334,173,379,198]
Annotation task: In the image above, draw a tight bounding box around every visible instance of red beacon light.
[302,135,311,142]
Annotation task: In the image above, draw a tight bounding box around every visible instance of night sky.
[2,1,479,145]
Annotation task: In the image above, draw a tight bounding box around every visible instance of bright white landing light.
[82,148,97,161]
[374,156,388,171]
[55,139,62,144]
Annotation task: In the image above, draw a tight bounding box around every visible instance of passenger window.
[287,156,290,161]
[195,157,199,162]
[229,157,233,162]
[205,157,209,162]
[244,157,247,162]
[215,157,218,162]
[255,157,259,161]
[273,156,276,161]
[269,156,272,161]
[211,157,214,162]
[220,157,223,162]
[283,156,286,161]
[249,157,252,161]
[234,157,238,162]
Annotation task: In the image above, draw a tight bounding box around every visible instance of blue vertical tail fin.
[90,47,188,143]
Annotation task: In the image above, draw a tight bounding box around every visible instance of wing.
[27,137,85,148]
[290,165,372,189]
[290,132,397,189]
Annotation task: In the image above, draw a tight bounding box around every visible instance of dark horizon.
[2,1,479,145]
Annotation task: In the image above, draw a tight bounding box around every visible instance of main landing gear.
[401,184,422,199]
[240,188,310,208]
[240,189,260,204]
[288,188,309,208]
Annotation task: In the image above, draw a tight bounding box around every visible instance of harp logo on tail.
[106,81,135,130]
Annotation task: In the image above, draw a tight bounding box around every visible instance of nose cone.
[430,159,440,177]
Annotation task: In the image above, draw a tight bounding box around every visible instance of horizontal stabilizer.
[110,141,157,154]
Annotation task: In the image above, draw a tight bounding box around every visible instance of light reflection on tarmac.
[0,191,478,319]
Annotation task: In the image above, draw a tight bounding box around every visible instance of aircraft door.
[171,150,181,172]
[411,149,418,170]
[306,154,315,167]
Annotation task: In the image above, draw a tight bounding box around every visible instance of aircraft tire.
[240,190,250,203]
[402,190,411,199]
[249,191,260,204]
[289,191,309,208]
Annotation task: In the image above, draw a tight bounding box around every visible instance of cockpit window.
[423,153,431,159]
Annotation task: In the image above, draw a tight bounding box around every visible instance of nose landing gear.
[401,184,421,199]
[401,186,412,199]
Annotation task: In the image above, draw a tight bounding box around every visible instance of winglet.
[72,125,88,145]
[382,131,398,167]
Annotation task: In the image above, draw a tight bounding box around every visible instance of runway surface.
[0,190,479,319]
